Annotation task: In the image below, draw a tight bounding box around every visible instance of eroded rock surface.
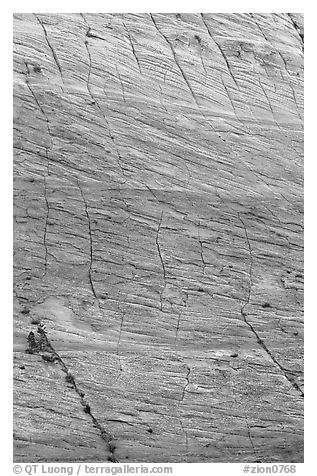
[13,13,304,462]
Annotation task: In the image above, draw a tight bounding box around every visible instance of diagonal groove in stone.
[32,327,119,462]
[201,13,239,89]
[238,213,303,398]
[34,14,65,86]
[122,17,143,75]
[150,14,200,107]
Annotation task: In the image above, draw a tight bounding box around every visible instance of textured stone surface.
[13,13,304,463]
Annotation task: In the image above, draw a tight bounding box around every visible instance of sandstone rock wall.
[13,13,303,463]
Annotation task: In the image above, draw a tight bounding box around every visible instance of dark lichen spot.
[66,373,75,385]
[31,317,41,325]
[194,34,202,44]
[230,353,238,358]
[84,404,91,414]
[107,455,117,462]
[21,308,30,314]
[147,428,153,433]
[42,353,57,363]
[33,65,42,73]
[262,302,271,308]
[176,13,181,19]
[198,288,204,292]
[19,365,25,370]
[27,331,39,353]
[108,441,116,452]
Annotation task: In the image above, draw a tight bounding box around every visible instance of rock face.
[13,13,304,463]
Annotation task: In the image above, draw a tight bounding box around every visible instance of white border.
[5,3,311,474]
[8,2,305,13]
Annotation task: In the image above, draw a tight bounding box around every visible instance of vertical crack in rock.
[179,365,191,403]
[175,287,189,345]
[289,85,303,124]
[42,174,50,276]
[80,15,96,101]
[24,62,49,129]
[246,419,260,462]
[172,269,189,346]
[115,305,125,377]
[23,61,52,276]
[200,50,207,76]
[175,312,182,345]
[149,14,199,107]
[158,83,168,113]
[179,419,189,455]
[194,34,207,76]
[177,365,191,454]
[34,14,65,86]
[238,214,254,309]
[238,214,304,398]
[31,327,118,462]
[77,179,97,299]
[121,18,143,75]
[199,49,207,77]
[155,211,166,311]
[23,61,55,157]
[201,13,239,88]
[80,14,127,179]
[198,220,206,274]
